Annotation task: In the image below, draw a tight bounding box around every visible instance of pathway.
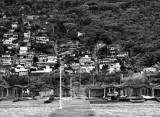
[51,99,95,117]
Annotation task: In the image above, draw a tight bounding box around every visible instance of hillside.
[1,0,160,71]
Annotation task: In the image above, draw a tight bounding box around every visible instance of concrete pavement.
[51,99,95,117]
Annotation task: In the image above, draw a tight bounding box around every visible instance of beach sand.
[91,100,160,117]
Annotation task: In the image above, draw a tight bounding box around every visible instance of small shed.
[152,85,160,97]
[120,84,152,97]
[54,85,70,97]
[87,85,120,98]
[9,85,29,98]
[88,86,104,97]
[0,85,10,98]
[39,85,54,97]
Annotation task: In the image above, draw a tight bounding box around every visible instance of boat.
[130,99,145,103]
[141,95,156,100]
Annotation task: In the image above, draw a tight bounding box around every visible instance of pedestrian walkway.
[51,99,95,117]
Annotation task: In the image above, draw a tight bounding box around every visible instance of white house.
[0,54,12,65]
[19,47,28,55]
[37,55,57,63]
[11,22,18,29]
[47,56,57,63]
[36,36,49,44]
[24,31,31,39]
[14,65,28,76]
[3,39,13,48]
[109,63,121,73]
[79,55,92,63]
[117,52,128,58]
[79,55,95,73]
[30,65,52,74]
[0,68,8,76]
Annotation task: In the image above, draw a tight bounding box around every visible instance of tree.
[0,46,4,56]
[97,46,109,58]
[122,73,147,87]
[63,23,77,33]
[99,32,113,44]
[33,56,38,63]
[4,75,29,86]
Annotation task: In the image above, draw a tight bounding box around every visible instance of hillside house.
[66,41,81,51]
[47,55,57,63]
[36,36,49,44]
[3,39,13,49]
[4,32,18,39]
[13,33,19,39]
[30,65,52,74]
[42,21,51,31]
[0,54,12,65]
[70,63,81,73]
[19,47,28,55]
[23,31,31,39]
[26,15,34,20]
[11,22,18,29]
[79,55,95,73]
[99,57,117,68]
[99,57,119,73]
[109,63,121,73]
[117,52,128,59]
[38,55,47,62]
[13,65,28,76]
[12,43,19,49]
[23,37,29,43]
[16,52,34,67]
[107,45,121,56]
[37,55,57,67]
[3,37,18,49]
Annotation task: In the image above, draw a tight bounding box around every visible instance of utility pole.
[93,72,94,85]
[70,77,73,100]
[53,41,64,109]
[79,65,81,89]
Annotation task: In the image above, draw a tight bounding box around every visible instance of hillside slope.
[1,0,160,70]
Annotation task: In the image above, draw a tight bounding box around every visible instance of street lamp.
[59,66,62,109]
